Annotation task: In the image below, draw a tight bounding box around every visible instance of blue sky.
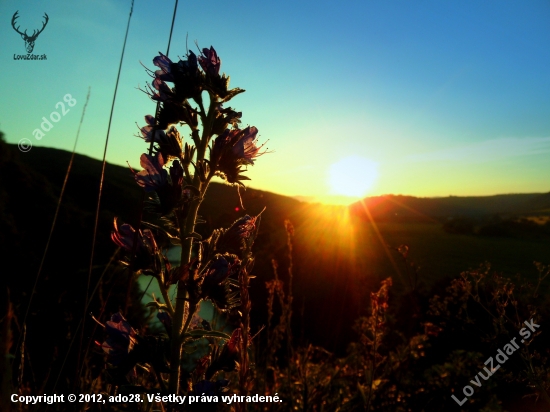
[1,0,549,203]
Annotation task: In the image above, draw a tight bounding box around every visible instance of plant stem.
[365,314,378,411]
[157,276,175,316]
[237,265,251,412]
[169,198,201,394]
[168,92,217,394]
[179,301,198,343]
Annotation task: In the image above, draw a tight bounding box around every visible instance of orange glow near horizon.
[299,204,358,264]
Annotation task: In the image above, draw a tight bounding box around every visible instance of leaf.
[142,221,180,243]
[183,344,199,354]
[221,87,245,103]
[228,278,240,287]
[145,301,168,311]
[183,329,231,341]
[185,232,203,240]
[168,237,181,246]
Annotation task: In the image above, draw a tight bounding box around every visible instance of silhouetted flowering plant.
[101,45,266,403]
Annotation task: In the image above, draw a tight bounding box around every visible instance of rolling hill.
[2,140,550,355]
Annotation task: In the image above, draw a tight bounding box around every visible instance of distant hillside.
[350,192,550,222]
[524,192,550,214]
[12,144,305,237]
[3,142,550,355]
[16,144,549,227]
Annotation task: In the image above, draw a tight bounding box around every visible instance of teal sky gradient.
[1,0,549,202]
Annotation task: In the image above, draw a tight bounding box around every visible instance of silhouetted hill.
[350,192,550,222]
[3,142,550,358]
[524,192,550,214]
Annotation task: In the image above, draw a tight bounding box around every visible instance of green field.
[290,212,550,310]
[362,221,549,290]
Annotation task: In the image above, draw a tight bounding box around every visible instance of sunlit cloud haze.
[1,0,549,203]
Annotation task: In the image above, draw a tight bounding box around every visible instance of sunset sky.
[2,0,549,204]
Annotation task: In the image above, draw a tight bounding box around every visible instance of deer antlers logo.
[11,11,49,54]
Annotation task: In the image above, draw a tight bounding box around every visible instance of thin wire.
[166,0,179,56]
[11,87,91,366]
[79,0,135,376]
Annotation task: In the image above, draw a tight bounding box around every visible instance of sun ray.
[357,199,406,287]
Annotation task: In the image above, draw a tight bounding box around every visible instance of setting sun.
[328,156,379,198]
